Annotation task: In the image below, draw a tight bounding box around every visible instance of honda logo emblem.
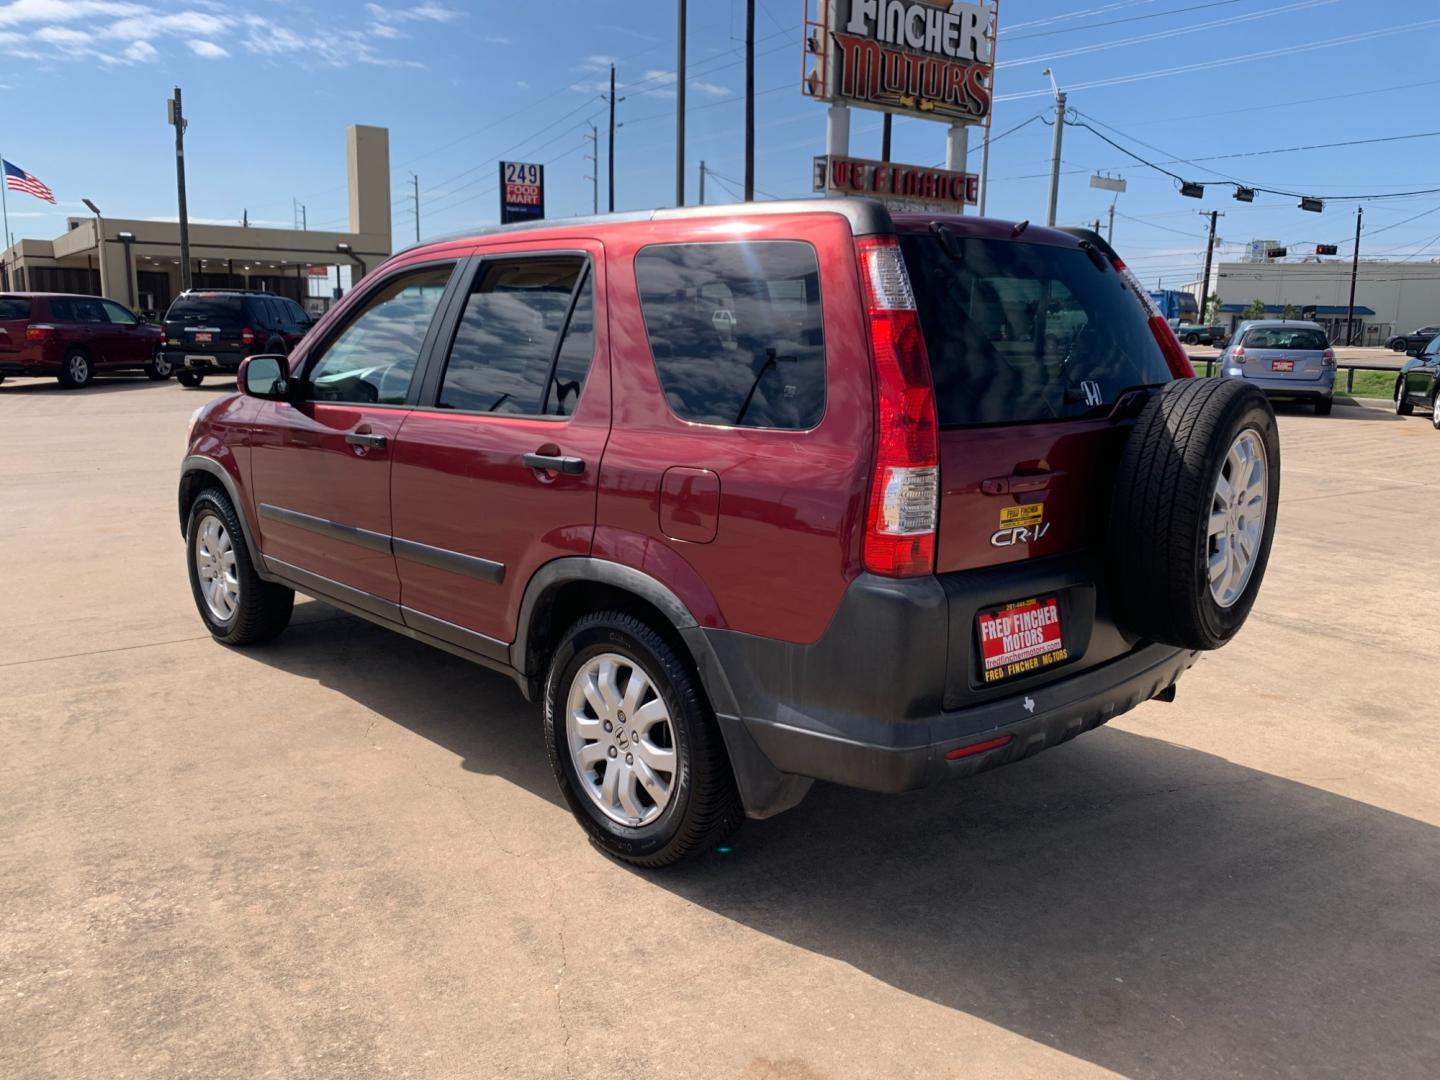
[1080,380,1103,407]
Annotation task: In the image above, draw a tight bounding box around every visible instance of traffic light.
[1266,247,1288,259]
[1316,244,1339,255]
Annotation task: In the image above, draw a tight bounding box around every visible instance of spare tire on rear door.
[1109,378,1280,651]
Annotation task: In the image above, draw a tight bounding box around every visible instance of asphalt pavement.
[3,376,1438,1080]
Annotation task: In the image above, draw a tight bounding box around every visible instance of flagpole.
[0,150,12,290]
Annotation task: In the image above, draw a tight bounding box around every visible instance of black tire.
[177,371,204,388]
[542,610,742,867]
[145,353,174,381]
[1184,333,1201,345]
[1394,378,1413,416]
[1391,339,1407,352]
[1314,396,1333,416]
[185,487,294,645]
[58,349,93,389]
[1109,378,1280,651]
[1431,391,1440,430]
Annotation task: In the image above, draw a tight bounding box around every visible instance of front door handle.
[523,452,585,475]
[346,431,387,449]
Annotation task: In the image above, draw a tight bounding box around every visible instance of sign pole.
[744,0,755,200]
[1045,89,1066,227]
[0,147,11,291]
[169,87,193,293]
[978,0,1000,215]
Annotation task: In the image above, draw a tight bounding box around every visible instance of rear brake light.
[1322,348,1336,367]
[1232,346,1247,363]
[25,324,55,341]
[856,236,938,578]
[241,327,255,346]
[1110,256,1194,378]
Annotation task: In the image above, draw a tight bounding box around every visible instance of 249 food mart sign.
[499,161,544,224]
[803,0,995,125]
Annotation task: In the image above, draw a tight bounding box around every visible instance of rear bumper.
[1225,371,1334,399]
[736,641,1196,795]
[0,346,59,375]
[695,569,1198,816]
[164,350,244,372]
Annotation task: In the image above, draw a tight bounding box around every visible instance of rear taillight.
[856,236,938,578]
[1110,256,1195,378]
[241,327,255,346]
[1232,346,1247,363]
[25,324,55,341]
[1321,348,1336,367]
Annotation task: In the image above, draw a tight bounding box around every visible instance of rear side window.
[166,295,244,326]
[437,256,593,416]
[1242,327,1328,350]
[0,297,31,320]
[49,297,107,323]
[635,241,825,430]
[900,234,1173,426]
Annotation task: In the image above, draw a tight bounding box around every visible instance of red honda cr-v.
[177,200,1279,866]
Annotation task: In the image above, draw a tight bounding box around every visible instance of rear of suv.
[1219,320,1336,414]
[178,200,1279,866]
[160,290,312,387]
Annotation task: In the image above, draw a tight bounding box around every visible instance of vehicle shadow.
[0,374,167,395]
[249,603,1438,1079]
[1286,399,1404,422]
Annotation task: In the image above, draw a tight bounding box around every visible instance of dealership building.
[0,125,392,316]
[1188,259,1440,345]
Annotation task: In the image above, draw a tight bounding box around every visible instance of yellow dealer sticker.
[999,503,1044,529]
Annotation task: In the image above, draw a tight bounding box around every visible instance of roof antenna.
[1011,220,1030,238]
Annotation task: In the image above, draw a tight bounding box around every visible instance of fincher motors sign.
[806,1,995,125]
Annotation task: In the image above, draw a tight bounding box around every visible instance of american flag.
[3,160,56,204]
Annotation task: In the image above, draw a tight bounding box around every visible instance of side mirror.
[238,354,291,400]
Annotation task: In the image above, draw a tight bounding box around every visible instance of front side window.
[305,264,453,405]
[101,300,138,326]
[635,241,826,430]
[437,256,594,416]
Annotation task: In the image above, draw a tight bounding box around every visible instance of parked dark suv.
[177,200,1280,865]
[161,290,312,387]
[0,292,165,388]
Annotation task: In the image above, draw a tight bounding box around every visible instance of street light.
[82,198,109,299]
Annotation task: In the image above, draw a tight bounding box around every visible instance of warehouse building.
[0,125,391,317]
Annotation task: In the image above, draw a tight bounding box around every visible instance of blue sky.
[2,0,1437,291]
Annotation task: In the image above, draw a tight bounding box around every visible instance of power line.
[1007,0,1245,41]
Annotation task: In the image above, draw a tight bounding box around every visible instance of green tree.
[1204,294,1224,322]
[1282,303,1299,320]
[1243,298,1267,320]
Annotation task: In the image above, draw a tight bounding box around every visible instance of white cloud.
[0,1,145,27]
[188,39,225,58]
[363,2,461,25]
[516,79,530,90]
[482,35,510,44]
[121,37,153,61]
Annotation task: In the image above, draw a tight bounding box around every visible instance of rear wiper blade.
[928,221,963,262]
[1077,240,1110,274]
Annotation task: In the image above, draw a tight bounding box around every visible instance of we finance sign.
[814,1,995,125]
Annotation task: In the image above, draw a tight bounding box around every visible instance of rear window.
[165,295,244,326]
[900,233,1173,426]
[1241,327,1328,351]
[0,297,31,320]
[635,241,826,430]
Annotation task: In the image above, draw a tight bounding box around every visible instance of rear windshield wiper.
[1076,240,1110,274]
[928,221,963,262]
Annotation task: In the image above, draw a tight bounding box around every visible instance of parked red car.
[0,292,167,388]
[177,200,1280,866]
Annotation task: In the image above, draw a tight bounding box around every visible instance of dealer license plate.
[978,596,1067,685]
[185,355,210,368]
[193,332,212,343]
[1271,359,1294,372]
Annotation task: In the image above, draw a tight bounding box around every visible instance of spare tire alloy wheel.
[1207,430,1268,608]
[1109,378,1281,651]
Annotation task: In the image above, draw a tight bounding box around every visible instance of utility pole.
[1043,69,1065,227]
[242,209,248,228]
[744,0,755,200]
[410,172,420,242]
[585,124,599,215]
[698,160,706,205]
[1346,206,1363,345]
[608,64,617,213]
[167,86,192,292]
[977,0,1000,216]
[881,114,892,161]
[1107,201,1115,245]
[675,0,687,207]
[1199,209,1223,326]
[301,205,306,230]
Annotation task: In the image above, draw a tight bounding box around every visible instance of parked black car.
[160,290,313,387]
[1386,324,1439,353]
[1395,334,1440,426]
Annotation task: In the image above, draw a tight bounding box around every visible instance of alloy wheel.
[153,354,173,377]
[565,653,677,827]
[1206,429,1268,609]
[194,514,240,622]
[69,354,89,383]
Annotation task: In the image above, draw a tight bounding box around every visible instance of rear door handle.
[345,431,387,449]
[981,470,1062,495]
[523,452,585,475]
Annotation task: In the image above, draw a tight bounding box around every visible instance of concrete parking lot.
[3,375,1438,1080]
